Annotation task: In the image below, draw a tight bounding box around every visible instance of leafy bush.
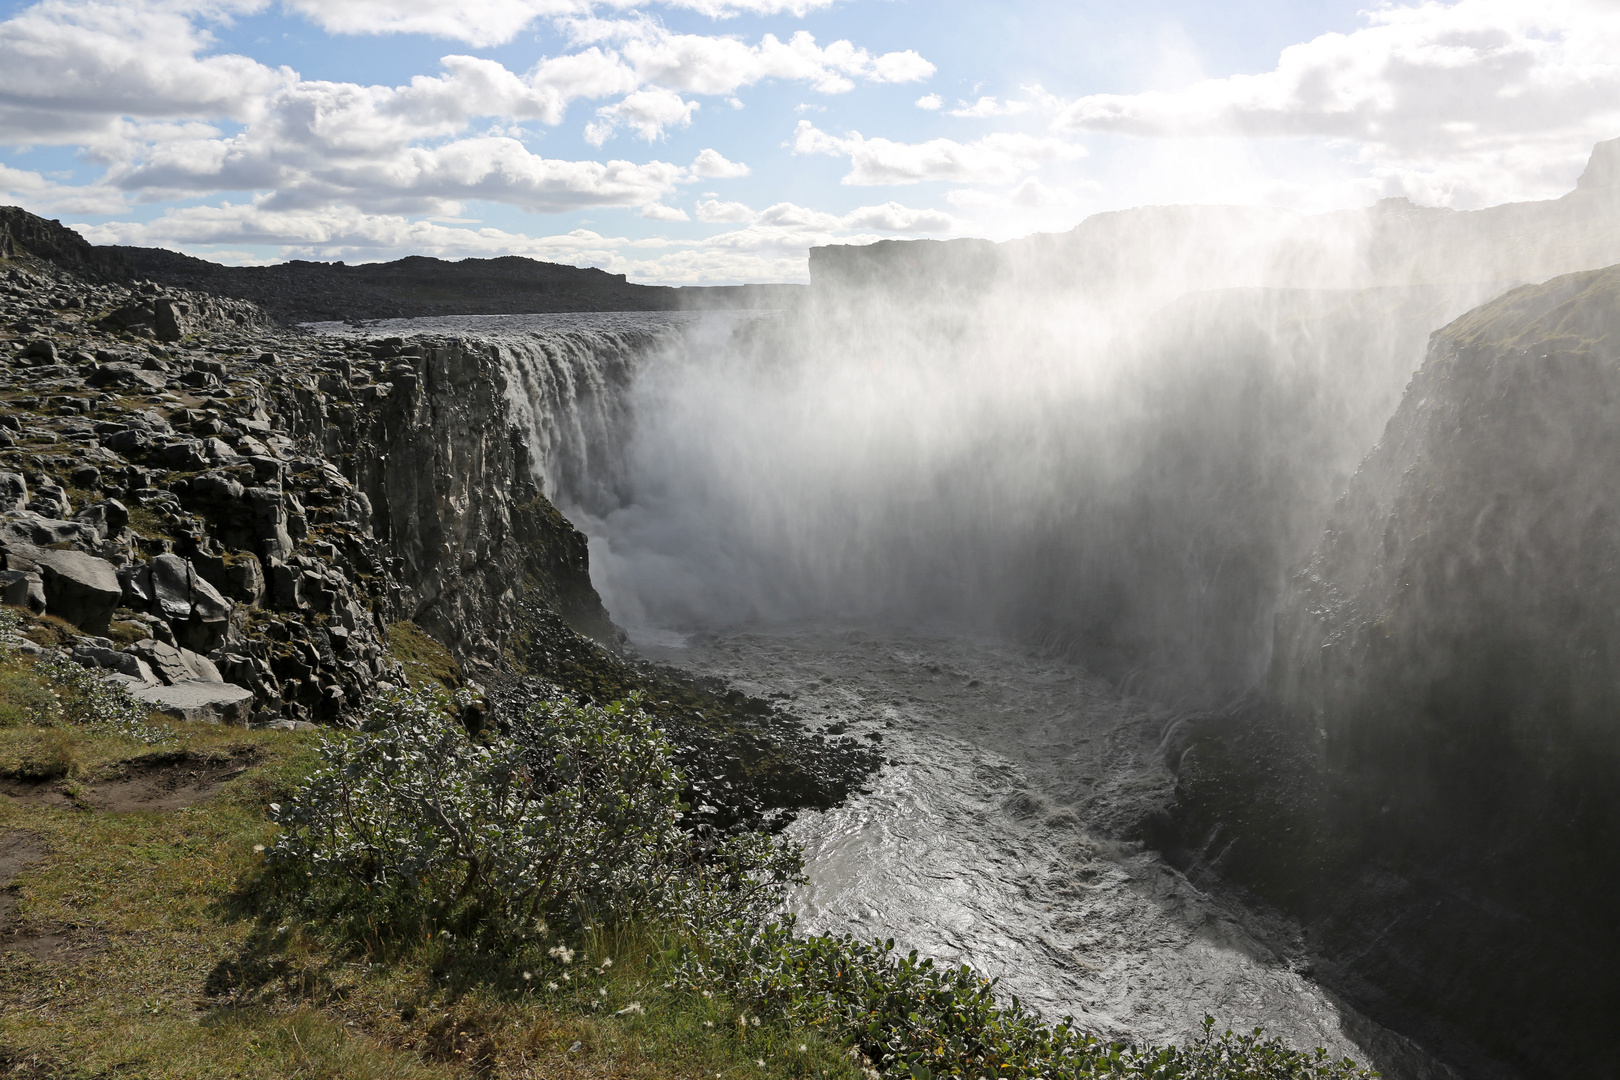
[0,606,168,744]
[264,683,1375,1080]
[266,687,801,946]
[681,924,1377,1080]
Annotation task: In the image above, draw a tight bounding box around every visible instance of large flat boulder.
[129,680,253,725]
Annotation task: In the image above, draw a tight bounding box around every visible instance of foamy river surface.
[645,627,1371,1061]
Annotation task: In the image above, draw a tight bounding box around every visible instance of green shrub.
[263,683,1375,1080]
[265,687,800,948]
[0,662,57,726]
[0,607,168,743]
[682,924,1377,1080]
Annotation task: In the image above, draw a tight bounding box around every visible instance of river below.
[644,625,1395,1066]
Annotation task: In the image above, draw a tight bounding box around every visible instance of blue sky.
[0,0,1617,282]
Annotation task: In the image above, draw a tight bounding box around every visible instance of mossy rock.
[387,620,461,690]
[20,611,81,648]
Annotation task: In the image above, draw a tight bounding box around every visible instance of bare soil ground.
[0,747,260,812]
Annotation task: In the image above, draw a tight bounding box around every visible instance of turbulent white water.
[645,626,1365,1057]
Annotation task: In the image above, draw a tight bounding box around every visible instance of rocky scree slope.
[1160,265,1620,1080]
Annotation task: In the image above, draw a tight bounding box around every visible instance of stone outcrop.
[1163,265,1620,1080]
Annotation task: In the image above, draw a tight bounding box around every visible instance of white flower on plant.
[616,1002,644,1015]
[547,981,560,991]
[549,945,575,964]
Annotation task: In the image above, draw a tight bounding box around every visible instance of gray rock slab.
[130,680,253,724]
[124,638,219,685]
[2,541,120,635]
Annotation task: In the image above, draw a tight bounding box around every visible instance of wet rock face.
[1167,265,1620,1080]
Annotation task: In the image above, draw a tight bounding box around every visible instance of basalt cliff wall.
[1162,266,1620,1080]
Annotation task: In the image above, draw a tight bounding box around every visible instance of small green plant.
[0,606,168,743]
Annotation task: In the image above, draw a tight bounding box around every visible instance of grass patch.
[127,504,173,540]
[19,612,79,650]
[0,720,859,1079]
[386,620,461,690]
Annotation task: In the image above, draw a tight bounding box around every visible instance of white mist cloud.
[793,120,1086,186]
[916,94,943,111]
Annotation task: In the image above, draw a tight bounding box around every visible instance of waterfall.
[493,324,675,512]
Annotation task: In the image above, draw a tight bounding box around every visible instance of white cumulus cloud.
[586,86,699,144]
[640,201,690,220]
[793,120,1086,186]
[571,21,935,96]
[282,0,844,49]
[696,198,754,222]
[947,96,1030,119]
[1048,0,1620,206]
[689,148,750,178]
